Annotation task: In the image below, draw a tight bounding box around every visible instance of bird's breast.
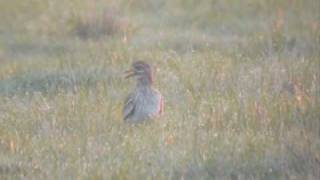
[133,88,162,120]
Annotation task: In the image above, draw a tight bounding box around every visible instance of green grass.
[0,0,319,179]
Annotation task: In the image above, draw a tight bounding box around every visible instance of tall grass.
[0,0,319,179]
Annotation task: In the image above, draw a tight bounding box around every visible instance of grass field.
[0,0,319,179]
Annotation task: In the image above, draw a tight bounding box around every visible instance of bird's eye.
[134,65,144,71]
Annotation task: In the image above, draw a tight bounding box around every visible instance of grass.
[0,0,319,179]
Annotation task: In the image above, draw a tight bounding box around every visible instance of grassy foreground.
[0,0,319,179]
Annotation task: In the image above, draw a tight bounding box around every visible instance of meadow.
[0,0,319,179]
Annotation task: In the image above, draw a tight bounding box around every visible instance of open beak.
[124,69,135,79]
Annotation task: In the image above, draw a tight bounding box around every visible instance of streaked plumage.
[123,61,163,123]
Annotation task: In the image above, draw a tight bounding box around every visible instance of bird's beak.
[124,69,135,79]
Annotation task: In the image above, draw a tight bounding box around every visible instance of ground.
[0,0,319,179]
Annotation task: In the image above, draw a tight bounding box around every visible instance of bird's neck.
[136,76,153,87]
[136,83,153,90]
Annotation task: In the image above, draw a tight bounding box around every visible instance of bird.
[122,61,164,123]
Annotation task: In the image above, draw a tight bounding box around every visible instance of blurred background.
[0,0,319,179]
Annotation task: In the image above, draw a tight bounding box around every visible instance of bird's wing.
[123,93,135,121]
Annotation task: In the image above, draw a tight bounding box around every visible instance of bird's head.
[125,61,153,86]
